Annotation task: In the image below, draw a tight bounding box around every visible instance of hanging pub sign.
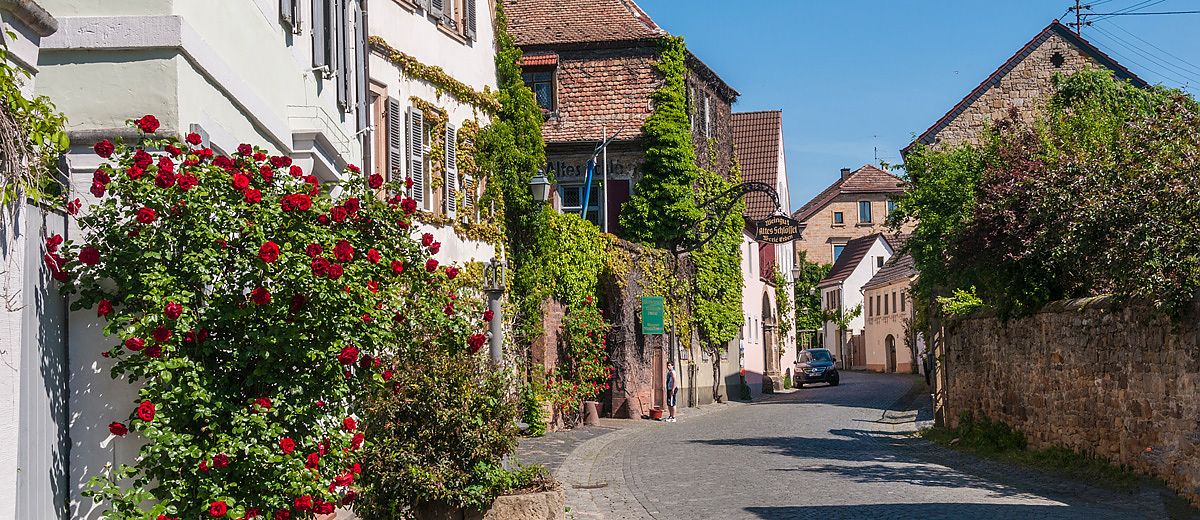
[753,214,806,244]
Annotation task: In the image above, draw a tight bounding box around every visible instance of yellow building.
[862,249,921,374]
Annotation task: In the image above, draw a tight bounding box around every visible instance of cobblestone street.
[520,371,1198,520]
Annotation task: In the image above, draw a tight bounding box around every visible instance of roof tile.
[504,0,666,47]
[732,111,784,220]
[793,165,904,223]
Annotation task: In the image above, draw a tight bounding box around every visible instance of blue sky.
[637,0,1200,210]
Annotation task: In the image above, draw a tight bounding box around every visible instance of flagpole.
[602,122,609,234]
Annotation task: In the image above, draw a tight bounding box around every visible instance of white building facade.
[818,233,893,369]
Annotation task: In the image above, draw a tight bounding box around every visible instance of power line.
[1086,28,1199,91]
[1090,0,1166,22]
[1091,10,1200,15]
[1090,25,1200,84]
[1101,20,1200,76]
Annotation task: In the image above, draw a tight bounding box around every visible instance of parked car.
[795,348,839,388]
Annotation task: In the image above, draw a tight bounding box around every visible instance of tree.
[792,252,831,336]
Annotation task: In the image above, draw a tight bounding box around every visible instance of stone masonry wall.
[944,297,1200,504]
[932,31,1100,149]
[795,192,914,266]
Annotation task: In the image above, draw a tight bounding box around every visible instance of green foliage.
[546,299,612,416]
[782,368,792,390]
[0,38,69,204]
[357,350,519,517]
[895,69,1200,317]
[619,37,702,247]
[368,36,501,113]
[792,253,831,331]
[692,163,744,348]
[773,267,794,347]
[823,304,862,332]
[520,370,548,437]
[59,125,492,518]
[937,287,985,316]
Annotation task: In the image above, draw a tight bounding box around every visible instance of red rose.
[342,491,357,506]
[136,400,155,422]
[135,114,159,133]
[333,240,354,262]
[350,433,364,450]
[334,471,355,487]
[289,165,303,177]
[279,437,296,454]
[199,458,209,473]
[483,310,494,322]
[237,143,253,156]
[468,333,486,353]
[212,453,230,468]
[346,164,361,173]
[78,246,100,266]
[367,248,381,264]
[330,206,348,223]
[157,156,174,173]
[310,257,330,277]
[250,287,271,305]
[244,188,262,204]
[429,241,441,254]
[244,508,261,519]
[305,243,323,257]
[177,174,198,191]
[144,344,162,358]
[367,281,379,293]
[294,496,314,512]
[445,266,459,280]
[368,173,384,189]
[258,241,280,264]
[304,453,319,470]
[45,234,63,253]
[260,166,274,183]
[133,149,153,168]
[214,156,233,170]
[67,199,81,215]
[443,302,454,316]
[164,301,183,320]
[401,198,417,214]
[337,345,359,365]
[136,207,156,224]
[274,510,290,520]
[108,421,128,436]
[391,260,404,274]
[209,500,227,517]
[255,397,272,410]
[314,501,334,515]
[344,197,361,214]
[97,299,113,317]
[289,294,306,312]
[382,369,394,381]
[425,258,438,272]
[280,194,312,212]
[152,326,171,343]
[186,132,203,145]
[90,181,106,198]
[231,173,250,191]
[154,171,176,189]
[124,337,145,351]
[421,233,434,247]
[327,263,344,280]
[93,139,115,158]
[342,416,357,431]
[126,166,144,180]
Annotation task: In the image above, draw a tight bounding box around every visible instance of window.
[884,293,889,315]
[557,184,601,226]
[892,292,897,315]
[887,199,897,215]
[859,200,872,223]
[876,256,884,268]
[833,211,844,225]
[833,243,846,260]
[522,69,555,111]
[867,296,873,317]
[703,95,711,139]
[901,293,906,313]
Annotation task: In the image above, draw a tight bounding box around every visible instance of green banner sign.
[641,296,665,335]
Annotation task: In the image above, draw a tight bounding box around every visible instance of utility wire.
[1101,20,1200,76]
[1091,10,1200,15]
[1090,25,1200,84]
[1090,0,1166,22]
[1087,29,1198,91]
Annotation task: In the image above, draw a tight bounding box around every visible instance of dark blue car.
[794,348,839,388]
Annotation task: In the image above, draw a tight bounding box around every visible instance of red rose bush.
[56,117,497,519]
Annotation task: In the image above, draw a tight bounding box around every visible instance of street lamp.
[482,257,506,365]
[528,170,551,204]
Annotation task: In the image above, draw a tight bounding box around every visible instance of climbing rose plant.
[546,298,612,415]
[53,116,490,519]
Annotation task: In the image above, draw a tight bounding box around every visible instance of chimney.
[840,167,852,179]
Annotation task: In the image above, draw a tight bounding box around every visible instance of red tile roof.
[520,53,558,67]
[819,233,885,288]
[504,0,666,47]
[905,20,1147,154]
[863,234,914,291]
[732,111,784,220]
[792,165,905,223]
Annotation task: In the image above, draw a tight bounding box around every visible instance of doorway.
[885,334,897,373]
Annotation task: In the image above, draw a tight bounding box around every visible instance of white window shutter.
[414,0,430,12]
[430,0,443,17]
[408,107,425,209]
[444,123,458,217]
[465,0,477,40]
[386,97,403,182]
[311,0,327,69]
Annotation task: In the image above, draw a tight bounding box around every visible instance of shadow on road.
[744,503,1101,520]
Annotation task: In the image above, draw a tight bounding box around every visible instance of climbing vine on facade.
[369,36,501,114]
[0,42,69,204]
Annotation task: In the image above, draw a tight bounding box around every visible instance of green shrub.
[783,368,792,390]
[521,370,548,438]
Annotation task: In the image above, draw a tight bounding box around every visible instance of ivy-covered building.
[504,0,739,234]
[366,0,501,269]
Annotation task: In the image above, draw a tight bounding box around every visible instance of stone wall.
[931,31,1100,149]
[795,192,914,266]
[943,297,1200,504]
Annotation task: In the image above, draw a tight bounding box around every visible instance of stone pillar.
[761,322,782,393]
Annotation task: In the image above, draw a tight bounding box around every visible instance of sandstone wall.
[944,297,1200,504]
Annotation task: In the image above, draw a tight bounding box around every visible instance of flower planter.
[649,407,664,421]
[415,487,566,520]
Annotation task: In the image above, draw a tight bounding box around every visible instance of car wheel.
[795,381,804,389]
[829,375,840,386]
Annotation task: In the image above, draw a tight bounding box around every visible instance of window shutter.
[311,0,327,70]
[386,97,403,182]
[334,0,351,112]
[444,123,458,216]
[429,0,443,17]
[408,107,426,208]
[442,0,455,28]
[414,0,430,12]
[463,175,475,210]
[280,0,303,33]
[465,0,477,40]
[355,3,369,132]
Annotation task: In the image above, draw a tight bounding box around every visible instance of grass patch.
[920,413,1141,492]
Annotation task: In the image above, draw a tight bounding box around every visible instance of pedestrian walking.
[665,361,679,422]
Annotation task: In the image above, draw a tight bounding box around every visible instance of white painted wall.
[820,236,893,364]
[739,232,765,392]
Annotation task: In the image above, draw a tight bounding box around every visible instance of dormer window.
[522,68,556,112]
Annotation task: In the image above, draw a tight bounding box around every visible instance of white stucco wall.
[820,236,892,364]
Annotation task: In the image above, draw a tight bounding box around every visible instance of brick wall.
[944,297,1200,505]
[546,47,658,144]
[931,31,1101,149]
